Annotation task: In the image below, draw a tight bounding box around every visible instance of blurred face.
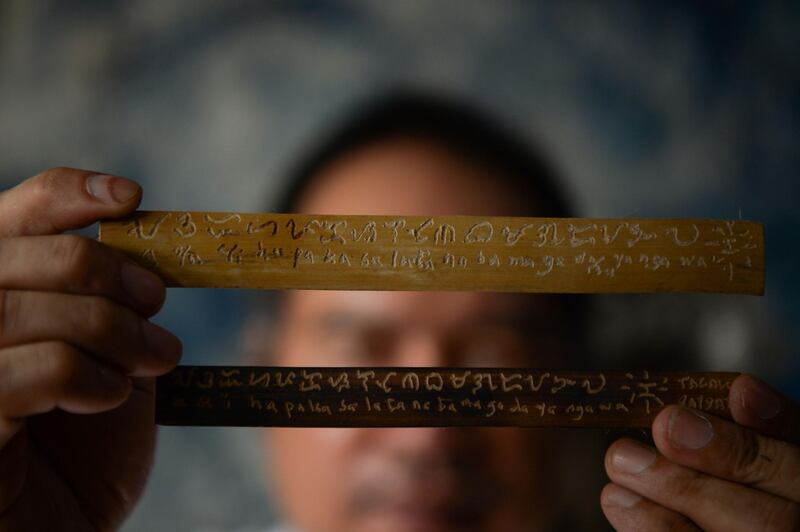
[263,138,570,532]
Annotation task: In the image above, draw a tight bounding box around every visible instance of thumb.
[0,167,142,237]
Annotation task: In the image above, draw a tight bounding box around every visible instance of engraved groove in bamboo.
[99,211,765,294]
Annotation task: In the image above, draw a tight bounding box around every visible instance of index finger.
[0,167,141,237]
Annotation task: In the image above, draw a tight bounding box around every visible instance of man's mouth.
[382,497,489,530]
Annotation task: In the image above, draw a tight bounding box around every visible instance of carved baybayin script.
[100,211,764,294]
[100,211,764,428]
[156,367,738,428]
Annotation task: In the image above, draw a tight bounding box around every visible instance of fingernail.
[121,262,165,308]
[605,485,642,509]
[612,440,656,475]
[86,174,140,204]
[742,380,781,420]
[143,321,182,363]
[668,407,714,450]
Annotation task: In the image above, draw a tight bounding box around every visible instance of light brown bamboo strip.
[98,211,764,294]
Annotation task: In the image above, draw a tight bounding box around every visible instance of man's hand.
[0,168,182,531]
[601,374,799,531]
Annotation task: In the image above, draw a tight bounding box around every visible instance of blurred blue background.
[1,1,797,530]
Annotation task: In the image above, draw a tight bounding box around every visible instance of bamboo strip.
[156,366,737,428]
[99,211,764,294]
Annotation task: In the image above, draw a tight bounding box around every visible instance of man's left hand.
[601,374,799,531]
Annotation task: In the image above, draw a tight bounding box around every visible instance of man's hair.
[274,90,576,218]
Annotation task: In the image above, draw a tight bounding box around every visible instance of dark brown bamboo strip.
[99,211,764,294]
[156,366,738,428]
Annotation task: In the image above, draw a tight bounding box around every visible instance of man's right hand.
[0,168,182,531]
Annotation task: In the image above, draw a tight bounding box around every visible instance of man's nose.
[376,330,479,454]
[376,426,465,454]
